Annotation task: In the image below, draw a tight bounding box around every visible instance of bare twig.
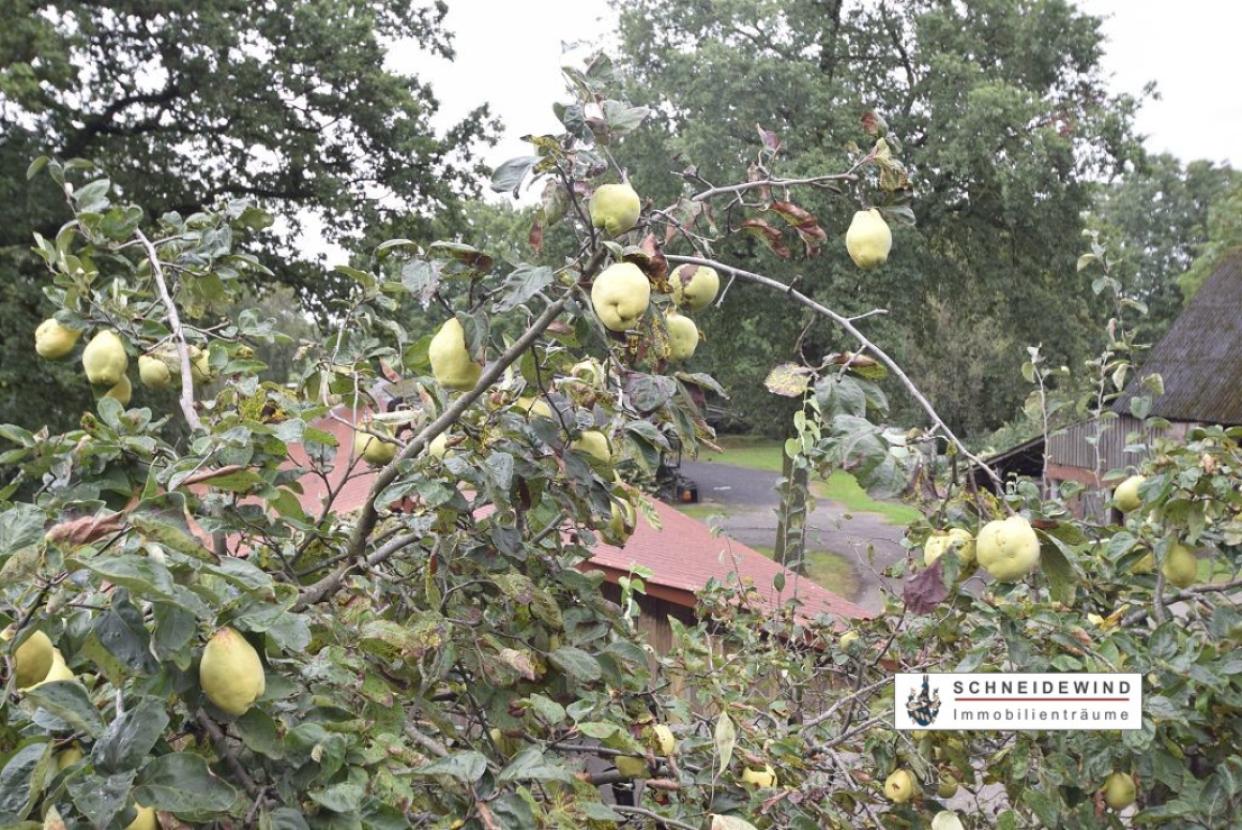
[689,173,857,203]
[666,254,1003,489]
[1123,576,1242,626]
[136,229,202,431]
[405,723,450,758]
[197,712,261,797]
[611,805,699,830]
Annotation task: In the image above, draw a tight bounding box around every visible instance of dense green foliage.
[0,0,495,432]
[607,0,1144,437]
[1089,154,1237,340]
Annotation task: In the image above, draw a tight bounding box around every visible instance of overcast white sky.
[405,0,1238,180]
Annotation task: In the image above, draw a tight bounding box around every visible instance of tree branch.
[137,230,202,431]
[1123,576,1242,626]
[296,249,608,609]
[665,254,1003,488]
[612,805,699,830]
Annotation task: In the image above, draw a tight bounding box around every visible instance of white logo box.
[894,673,1143,731]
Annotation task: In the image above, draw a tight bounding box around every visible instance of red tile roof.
[591,500,868,620]
[284,411,867,622]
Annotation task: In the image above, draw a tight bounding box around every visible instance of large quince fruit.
[572,430,612,466]
[570,358,607,389]
[670,264,720,311]
[35,319,81,360]
[517,396,554,420]
[82,330,128,386]
[976,515,1040,581]
[845,209,892,269]
[103,374,132,406]
[883,768,916,803]
[56,743,84,771]
[138,355,173,389]
[1102,771,1136,810]
[428,433,450,460]
[124,804,158,830]
[190,346,213,384]
[931,812,965,830]
[354,422,397,466]
[615,755,650,779]
[740,763,778,788]
[430,318,483,391]
[923,528,975,566]
[589,182,641,236]
[604,497,637,544]
[1114,475,1145,513]
[591,263,650,332]
[665,313,699,361]
[30,648,75,689]
[199,627,266,716]
[1162,543,1197,588]
[6,629,53,688]
[651,723,677,756]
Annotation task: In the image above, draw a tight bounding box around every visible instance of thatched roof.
[1116,251,1242,426]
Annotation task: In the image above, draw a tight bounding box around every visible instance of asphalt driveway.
[680,461,910,613]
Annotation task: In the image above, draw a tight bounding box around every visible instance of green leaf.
[602,100,650,133]
[0,505,45,559]
[259,808,312,830]
[93,698,170,773]
[577,722,621,741]
[549,647,602,683]
[76,553,177,600]
[151,602,197,668]
[490,156,539,196]
[714,712,736,774]
[25,156,49,180]
[24,681,105,737]
[130,513,214,559]
[234,708,285,760]
[494,265,553,313]
[1038,531,1079,605]
[413,751,488,783]
[67,769,135,827]
[526,694,566,726]
[133,753,239,813]
[309,779,365,813]
[0,741,51,819]
[498,747,574,783]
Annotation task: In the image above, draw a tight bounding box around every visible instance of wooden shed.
[978,251,1242,518]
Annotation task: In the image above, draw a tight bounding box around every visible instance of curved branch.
[138,229,202,431]
[665,254,1002,489]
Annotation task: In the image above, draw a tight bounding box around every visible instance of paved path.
[680,461,909,613]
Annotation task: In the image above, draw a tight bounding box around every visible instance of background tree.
[0,0,495,432]
[1179,176,1242,298]
[1088,154,1237,340]
[608,0,1143,438]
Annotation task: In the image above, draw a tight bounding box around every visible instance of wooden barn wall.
[1046,416,1182,476]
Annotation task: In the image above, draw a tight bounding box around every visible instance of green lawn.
[699,436,921,526]
[674,502,726,522]
[750,544,860,600]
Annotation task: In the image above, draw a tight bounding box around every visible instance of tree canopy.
[608,0,1144,438]
[0,0,495,432]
